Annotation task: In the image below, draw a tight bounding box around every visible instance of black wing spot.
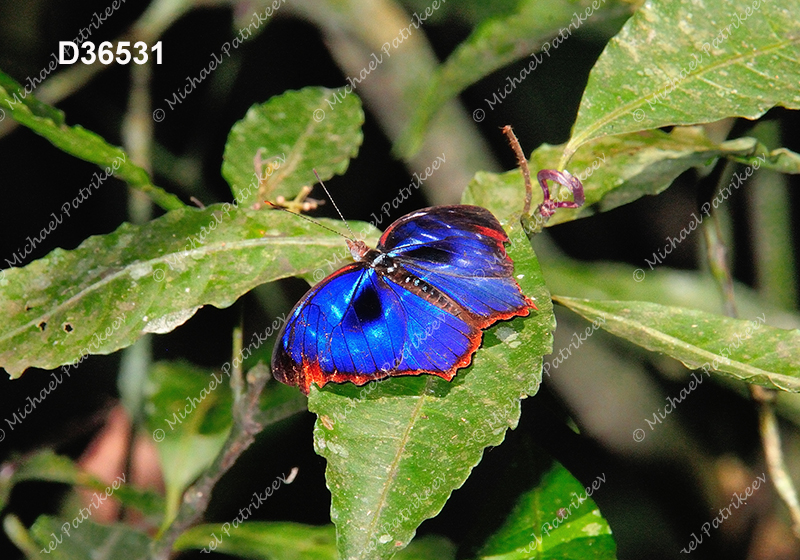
[63,323,74,333]
[352,284,383,324]
[404,245,453,264]
[38,321,47,331]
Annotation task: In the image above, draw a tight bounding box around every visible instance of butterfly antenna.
[313,169,356,239]
[266,201,351,240]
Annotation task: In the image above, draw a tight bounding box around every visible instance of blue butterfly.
[271,205,535,394]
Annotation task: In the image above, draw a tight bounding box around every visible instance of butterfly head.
[347,239,370,262]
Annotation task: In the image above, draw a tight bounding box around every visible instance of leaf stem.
[231,309,245,405]
[701,211,738,318]
[502,125,533,216]
[753,385,800,538]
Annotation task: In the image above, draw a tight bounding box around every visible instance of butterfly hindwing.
[381,276,478,373]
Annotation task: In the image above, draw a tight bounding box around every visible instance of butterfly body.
[272,205,535,394]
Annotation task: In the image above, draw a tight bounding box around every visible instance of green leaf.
[396,0,633,157]
[4,514,40,558]
[398,534,457,560]
[308,223,554,560]
[28,515,150,559]
[538,250,800,329]
[174,521,455,560]
[0,204,380,377]
[143,360,306,530]
[722,138,800,174]
[465,127,772,226]
[400,0,519,25]
[0,71,65,124]
[0,451,83,514]
[563,0,800,164]
[144,361,233,525]
[0,450,163,518]
[174,522,338,559]
[554,297,800,391]
[478,462,615,560]
[0,70,184,212]
[221,87,364,207]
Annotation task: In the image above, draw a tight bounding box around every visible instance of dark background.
[0,1,799,559]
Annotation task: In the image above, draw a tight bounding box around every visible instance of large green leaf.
[464,127,797,226]
[554,297,800,391]
[537,250,800,330]
[173,522,456,560]
[0,205,380,377]
[221,87,364,207]
[144,361,233,525]
[308,224,554,560]
[395,0,633,157]
[478,462,615,560]
[0,71,184,212]
[562,0,800,164]
[0,450,163,518]
[28,515,150,560]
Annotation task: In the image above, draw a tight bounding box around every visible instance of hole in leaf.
[63,323,74,333]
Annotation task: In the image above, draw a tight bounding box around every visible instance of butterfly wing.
[272,264,398,393]
[379,205,535,326]
[272,263,481,394]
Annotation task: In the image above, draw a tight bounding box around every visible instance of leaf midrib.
[1,235,345,344]
[559,299,800,390]
[361,376,433,553]
[271,97,332,187]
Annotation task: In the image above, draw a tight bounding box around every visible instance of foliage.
[1,0,799,559]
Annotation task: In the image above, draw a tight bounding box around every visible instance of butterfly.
[271,205,535,394]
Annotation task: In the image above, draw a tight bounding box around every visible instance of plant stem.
[149,314,267,560]
[149,362,270,560]
[703,162,800,541]
[746,121,798,309]
[119,60,156,523]
[753,385,800,538]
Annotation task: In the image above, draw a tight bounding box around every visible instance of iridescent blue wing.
[272,205,534,394]
[379,205,535,325]
[271,263,482,394]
